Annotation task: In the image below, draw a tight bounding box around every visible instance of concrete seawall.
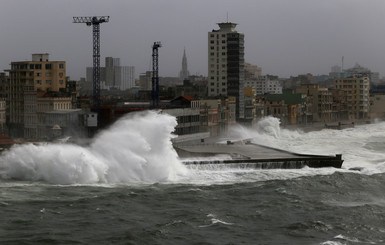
[175,140,343,169]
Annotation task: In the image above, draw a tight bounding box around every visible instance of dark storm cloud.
[1,0,385,79]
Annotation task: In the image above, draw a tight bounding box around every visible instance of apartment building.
[334,76,370,119]
[208,22,245,120]
[296,84,333,122]
[7,53,66,137]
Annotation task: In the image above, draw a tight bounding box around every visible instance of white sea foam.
[1,114,384,185]
[227,117,385,171]
[0,111,187,184]
[179,117,385,184]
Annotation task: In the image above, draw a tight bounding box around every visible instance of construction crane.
[73,16,109,114]
[152,42,162,108]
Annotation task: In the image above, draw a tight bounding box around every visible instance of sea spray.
[0,111,186,184]
[226,116,287,145]
[227,116,385,170]
[90,110,186,183]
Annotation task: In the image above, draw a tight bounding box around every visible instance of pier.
[175,140,343,169]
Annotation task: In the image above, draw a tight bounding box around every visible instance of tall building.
[179,48,190,81]
[208,22,245,119]
[86,57,135,90]
[7,53,66,137]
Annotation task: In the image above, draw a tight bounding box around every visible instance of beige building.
[244,62,262,79]
[296,84,333,122]
[334,76,370,119]
[36,94,72,139]
[7,53,66,137]
[369,93,385,119]
[199,97,236,136]
[24,91,72,139]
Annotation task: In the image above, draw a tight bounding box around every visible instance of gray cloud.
[1,0,385,79]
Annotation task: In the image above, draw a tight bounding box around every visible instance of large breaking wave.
[0,111,187,184]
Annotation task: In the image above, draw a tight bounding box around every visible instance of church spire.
[179,47,190,81]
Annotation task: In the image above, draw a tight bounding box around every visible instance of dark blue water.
[1,171,384,244]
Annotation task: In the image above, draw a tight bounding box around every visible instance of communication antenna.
[73,16,110,115]
[342,56,344,71]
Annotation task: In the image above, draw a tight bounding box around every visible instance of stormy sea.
[1,111,385,245]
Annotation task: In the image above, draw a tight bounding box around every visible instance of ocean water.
[1,112,385,244]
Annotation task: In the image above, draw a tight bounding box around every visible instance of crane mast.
[73,16,109,115]
[152,42,162,108]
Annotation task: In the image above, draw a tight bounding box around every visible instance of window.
[36,80,42,85]
[222,40,226,43]
[46,80,51,84]
[36,72,41,77]
[45,64,52,69]
[59,64,64,69]
[59,80,64,84]
[210,52,214,56]
[222,34,226,37]
[46,73,51,77]
[29,64,34,69]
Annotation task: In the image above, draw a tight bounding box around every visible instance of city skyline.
[1,0,385,80]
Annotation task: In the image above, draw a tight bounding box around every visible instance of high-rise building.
[208,22,245,119]
[86,57,135,90]
[6,53,66,137]
[179,48,190,81]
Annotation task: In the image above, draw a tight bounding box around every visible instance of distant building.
[208,22,245,120]
[334,75,370,119]
[296,84,333,123]
[199,97,236,136]
[138,71,153,91]
[331,63,379,85]
[0,99,6,134]
[369,92,385,119]
[6,53,66,137]
[87,57,135,91]
[245,75,282,95]
[179,48,190,81]
[244,62,262,79]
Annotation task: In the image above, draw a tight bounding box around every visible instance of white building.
[245,76,282,95]
[208,22,245,119]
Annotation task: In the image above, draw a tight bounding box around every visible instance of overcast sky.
[1,0,385,79]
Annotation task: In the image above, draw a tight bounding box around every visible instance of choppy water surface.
[1,113,385,244]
